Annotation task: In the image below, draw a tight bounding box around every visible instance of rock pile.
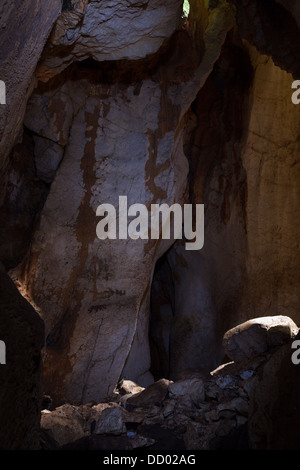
[40,315,299,450]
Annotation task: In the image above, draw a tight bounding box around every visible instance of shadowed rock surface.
[0,0,300,450]
[0,263,44,450]
[39,317,300,450]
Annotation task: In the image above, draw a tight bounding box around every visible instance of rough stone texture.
[0,133,49,270]
[13,0,235,406]
[0,0,62,201]
[94,405,127,435]
[150,30,253,379]
[21,74,189,405]
[127,378,170,407]
[150,30,300,380]
[39,319,300,450]
[33,135,64,184]
[238,46,300,324]
[40,401,127,446]
[248,333,300,449]
[168,378,205,403]
[36,0,184,81]
[41,404,91,447]
[1,0,300,450]
[223,316,299,362]
[117,379,144,396]
[0,263,44,450]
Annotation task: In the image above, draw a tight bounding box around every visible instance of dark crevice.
[0,128,50,270]
[228,0,300,77]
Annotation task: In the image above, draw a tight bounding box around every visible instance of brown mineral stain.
[48,95,68,145]
[41,102,104,405]
[75,103,101,275]
[145,79,181,201]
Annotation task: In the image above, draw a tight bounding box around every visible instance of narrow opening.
[182,0,190,18]
[149,250,175,382]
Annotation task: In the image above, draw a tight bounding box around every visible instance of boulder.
[37,0,183,80]
[94,405,127,436]
[41,401,130,446]
[41,404,90,447]
[168,378,205,404]
[248,333,300,450]
[117,379,144,396]
[126,379,170,407]
[223,316,299,362]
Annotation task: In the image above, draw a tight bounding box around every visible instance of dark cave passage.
[149,249,175,381]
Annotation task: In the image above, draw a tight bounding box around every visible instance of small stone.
[162,400,176,418]
[217,397,249,417]
[215,419,236,437]
[129,435,156,449]
[117,379,144,396]
[240,370,254,380]
[40,404,87,447]
[215,374,237,389]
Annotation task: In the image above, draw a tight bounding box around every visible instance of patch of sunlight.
[182,0,190,18]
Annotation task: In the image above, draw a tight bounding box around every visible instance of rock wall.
[150,29,300,381]
[7,0,234,406]
[0,0,62,202]
[0,0,299,448]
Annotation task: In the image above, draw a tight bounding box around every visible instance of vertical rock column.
[19,0,235,404]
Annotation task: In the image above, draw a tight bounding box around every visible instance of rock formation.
[0,0,299,450]
[39,316,300,450]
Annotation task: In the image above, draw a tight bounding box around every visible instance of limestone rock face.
[0,0,62,197]
[1,0,300,451]
[37,0,184,81]
[238,47,300,323]
[223,316,299,363]
[21,73,189,405]
[14,0,235,406]
[150,31,300,381]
